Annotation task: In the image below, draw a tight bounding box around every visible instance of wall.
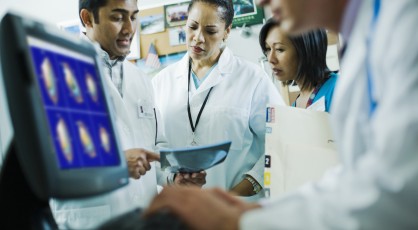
[138,6,187,58]
[0,0,79,25]
[227,24,265,65]
[0,0,189,25]
[139,0,190,10]
[0,0,340,166]
[0,0,272,64]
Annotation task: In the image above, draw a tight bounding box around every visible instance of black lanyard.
[187,59,214,134]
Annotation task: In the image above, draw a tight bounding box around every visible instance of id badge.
[136,99,154,119]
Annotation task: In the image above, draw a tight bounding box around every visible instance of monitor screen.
[0,13,129,199]
[28,36,120,170]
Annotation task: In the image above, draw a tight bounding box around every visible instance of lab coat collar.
[174,54,190,79]
[217,47,234,74]
[174,47,235,95]
[174,47,234,79]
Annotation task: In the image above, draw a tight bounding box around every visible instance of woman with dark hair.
[259,18,338,112]
[153,0,284,199]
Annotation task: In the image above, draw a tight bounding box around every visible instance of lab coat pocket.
[132,99,157,148]
[207,106,248,151]
[136,99,154,119]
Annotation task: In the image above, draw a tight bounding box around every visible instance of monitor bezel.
[0,12,129,200]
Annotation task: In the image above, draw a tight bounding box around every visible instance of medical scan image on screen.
[28,36,120,170]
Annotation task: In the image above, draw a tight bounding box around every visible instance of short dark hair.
[259,18,332,91]
[188,0,234,28]
[79,0,109,27]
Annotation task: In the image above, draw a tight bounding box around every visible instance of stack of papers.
[160,141,231,173]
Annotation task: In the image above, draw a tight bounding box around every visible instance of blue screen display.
[27,37,120,169]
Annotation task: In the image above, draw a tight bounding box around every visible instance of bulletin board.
[139,6,187,58]
[232,0,265,28]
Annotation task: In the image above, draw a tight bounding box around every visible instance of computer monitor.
[0,12,129,202]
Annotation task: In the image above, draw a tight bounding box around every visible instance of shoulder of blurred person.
[142,0,418,229]
[242,0,418,229]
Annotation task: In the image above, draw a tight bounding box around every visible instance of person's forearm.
[230,179,255,196]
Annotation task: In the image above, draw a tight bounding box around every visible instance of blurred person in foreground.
[144,0,418,229]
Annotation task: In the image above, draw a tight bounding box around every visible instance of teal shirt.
[314,72,338,112]
[292,73,338,112]
[191,63,218,89]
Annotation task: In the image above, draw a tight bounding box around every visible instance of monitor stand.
[0,141,58,230]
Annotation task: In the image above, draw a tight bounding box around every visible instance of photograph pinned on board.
[231,0,265,28]
[168,26,187,46]
[233,0,256,17]
[140,14,165,35]
[164,1,190,27]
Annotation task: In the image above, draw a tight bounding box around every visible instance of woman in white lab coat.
[153,0,284,200]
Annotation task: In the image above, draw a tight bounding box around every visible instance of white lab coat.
[153,47,284,201]
[241,0,418,229]
[50,59,166,229]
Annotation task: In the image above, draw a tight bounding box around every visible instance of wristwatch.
[245,176,262,194]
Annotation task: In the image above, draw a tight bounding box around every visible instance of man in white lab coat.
[144,0,418,229]
[50,0,167,229]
